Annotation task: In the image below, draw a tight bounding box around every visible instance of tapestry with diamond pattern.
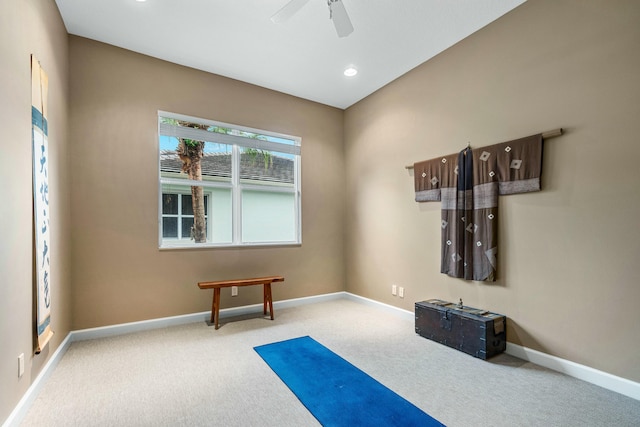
[413,134,543,281]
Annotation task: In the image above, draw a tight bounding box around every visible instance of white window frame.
[158,111,302,249]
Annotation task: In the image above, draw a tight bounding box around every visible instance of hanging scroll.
[413,134,544,281]
[32,55,54,353]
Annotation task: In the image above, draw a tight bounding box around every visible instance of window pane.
[240,148,294,186]
[162,193,178,214]
[160,140,232,183]
[182,194,193,215]
[210,188,232,244]
[181,217,194,239]
[202,141,232,182]
[182,194,208,216]
[162,217,178,238]
[242,190,296,242]
[159,136,181,177]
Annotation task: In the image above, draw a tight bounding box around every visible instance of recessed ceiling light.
[136,0,147,2]
[344,67,358,77]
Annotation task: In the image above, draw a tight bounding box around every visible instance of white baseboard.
[44,293,350,346]
[342,292,415,321]
[70,311,211,342]
[71,291,347,342]
[2,333,73,427]
[4,292,639,427]
[346,293,640,402]
[505,342,640,401]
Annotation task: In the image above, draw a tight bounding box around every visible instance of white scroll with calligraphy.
[32,55,54,353]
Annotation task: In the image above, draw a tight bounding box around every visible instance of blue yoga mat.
[254,336,444,427]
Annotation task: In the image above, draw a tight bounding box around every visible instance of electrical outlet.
[231,286,238,297]
[391,285,397,296]
[399,287,405,298]
[18,353,24,378]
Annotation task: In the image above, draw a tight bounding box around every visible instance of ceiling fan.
[271,0,354,38]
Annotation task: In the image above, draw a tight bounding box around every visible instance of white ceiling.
[55,0,526,109]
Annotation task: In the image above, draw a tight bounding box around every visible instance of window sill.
[159,241,302,251]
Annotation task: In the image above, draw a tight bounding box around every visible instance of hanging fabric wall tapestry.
[413,134,543,282]
[32,55,54,353]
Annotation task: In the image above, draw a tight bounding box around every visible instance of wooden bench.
[197,276,284,329]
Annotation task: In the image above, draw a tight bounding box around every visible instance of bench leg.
[263,284,267,315]
[264,283,274,320]
[213,288,221,329]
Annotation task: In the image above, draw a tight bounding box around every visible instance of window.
[158,112,301,248]
[162,193,210,241]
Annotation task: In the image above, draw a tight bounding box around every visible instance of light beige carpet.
[20,299,640,426]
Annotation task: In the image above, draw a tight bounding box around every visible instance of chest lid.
[417,298,504,320]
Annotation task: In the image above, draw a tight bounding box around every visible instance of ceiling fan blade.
[271,0,312,24]
[329,0,354,38]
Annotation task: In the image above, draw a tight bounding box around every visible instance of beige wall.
[3,0,640,422]
[344,0,640,382]
[0,0,70,423]
[68,37,346,329]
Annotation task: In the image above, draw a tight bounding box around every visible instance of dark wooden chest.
[415,299,506,360]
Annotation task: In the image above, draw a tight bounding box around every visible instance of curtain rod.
[405,128,563,170]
